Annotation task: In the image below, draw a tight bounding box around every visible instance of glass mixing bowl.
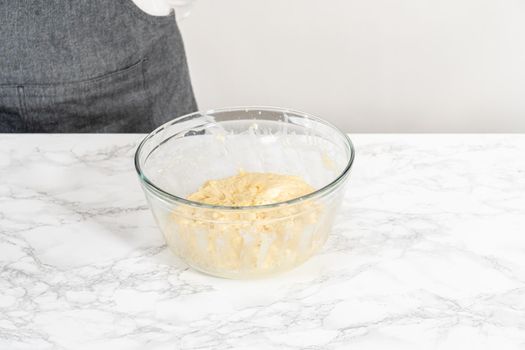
[135,107,355,278]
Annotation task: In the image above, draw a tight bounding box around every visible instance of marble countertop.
[1,134,525,349]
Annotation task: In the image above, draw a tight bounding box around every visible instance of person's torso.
[0,0,197,132]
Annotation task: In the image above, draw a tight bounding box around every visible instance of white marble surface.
[1,134,525,350]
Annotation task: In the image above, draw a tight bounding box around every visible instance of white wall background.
[179,0,525,132]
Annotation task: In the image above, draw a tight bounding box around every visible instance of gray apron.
[0,0,197,133]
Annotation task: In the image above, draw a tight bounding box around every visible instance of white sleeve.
[166,0,195,20]
[131,0,196,20]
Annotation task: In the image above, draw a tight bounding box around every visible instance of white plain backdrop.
[179,0,525,133]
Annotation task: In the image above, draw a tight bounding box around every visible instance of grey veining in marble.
[1,134,525,349]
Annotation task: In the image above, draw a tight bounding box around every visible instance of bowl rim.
[134,106,355,210]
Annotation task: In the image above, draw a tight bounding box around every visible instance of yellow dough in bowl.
[187,171,315,207]
[166,172,326,277]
